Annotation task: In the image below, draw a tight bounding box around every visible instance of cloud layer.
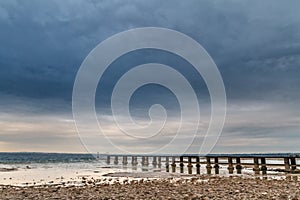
[0,0,299,153]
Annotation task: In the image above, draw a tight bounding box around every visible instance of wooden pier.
[103,153,300,175]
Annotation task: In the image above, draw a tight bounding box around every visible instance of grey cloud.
[0,0,299,152]
[0,0,299,104]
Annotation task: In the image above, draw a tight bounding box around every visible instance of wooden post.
[157,156,162,168]
[228,157,234,174]
[196,157,201,174]
[261,157,267,175]
[142,156,145,166]
[214,157,219,174]
[131,156,136,170]
[106,155,110,165]
[236,157,242,174]
[131,156,138,166]
[165,156,169,172]
[142,156,149,167]
[142,156,149,171]
[145,156,149,166]
[187,157,193,174]
[206,157,212,175]
[180,156,184,173]
[284,158,290,172]
[152,156,157,168]
[114,156,118,165]
[171,157,176,173]
[253,157,260,175]
[122,156,128,165]
[290,157,297,173]
[135,157,138,166]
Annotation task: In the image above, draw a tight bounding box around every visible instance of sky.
[0,0,300,153]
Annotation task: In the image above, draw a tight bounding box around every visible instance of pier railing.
[103,153,300,175]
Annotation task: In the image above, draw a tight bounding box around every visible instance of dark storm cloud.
[0,0,299,110]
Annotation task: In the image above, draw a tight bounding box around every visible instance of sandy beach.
[1,175,300,200]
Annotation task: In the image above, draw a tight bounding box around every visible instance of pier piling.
[145,157,149,166]
[261,157,267,175]
[196,157,201,174]
[165,157,169,172]
[180,156,184,173]
[122,156,128,165]
[214,157,219,174]
[253,157,260,175]
[142,156,149,171]
[228,157,234,174]
[152,156,157,168]
[187,157,193,174]
[142,156,149,167]
[290,157,297,172]
[171,157,176,173]
[158,156,162,168]
[106,155,110,165]
[114,156,118,165]
[284,158,290,172]
[236,158,242,174]
[132,156,138,166]
[206,157,212,175]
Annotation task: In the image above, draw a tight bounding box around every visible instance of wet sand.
[1,175,300,199]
